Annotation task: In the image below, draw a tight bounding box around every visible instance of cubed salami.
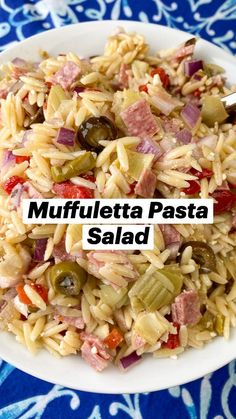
[121,99,159,138]
[134,168,157,198]
[171,290,201,325]
[51,61,80,90]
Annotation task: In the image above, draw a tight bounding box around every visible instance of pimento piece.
[182,180,200,195]
[104,328,123,349]
[31,283,48,304]
[53,181,94,199]
[193,89,201,97]
[139,84,148,93]
[16,285,32,305]
[211,190,236,215]
[16,283,48,305]
[150,67,170,89]
[162,323,180,349]
[3,176,25,195]
[127,182,137,195]
[190,168,213,179]
[15,156,30,164]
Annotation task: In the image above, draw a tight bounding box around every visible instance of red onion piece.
[181,102,201,130]
[184,60,203,77]
[33,239,47,262]
[120,351,142,369]
[176,128,192,144]
[56,127,76,146]
[136,137,163,161]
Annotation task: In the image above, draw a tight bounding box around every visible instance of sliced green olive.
[201,95,228,127]
[77,116,117,151]
[51,151,96,182]
[179,241,216,273]
[50,261,87,296]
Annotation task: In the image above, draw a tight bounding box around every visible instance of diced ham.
[174,44,195,60]
[54,314,84,329]
[80,332,111,372]
[118,63,129,88]
[51,62,80,90]
[136,137,163,161]
[120,99,159,138]
[52,238,76,262]
[81,341,110,372]
[159,224,181,259]
[171,290,201,325]
[134,168,157,198]
[132,333,145,350]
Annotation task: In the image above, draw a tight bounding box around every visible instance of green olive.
[179,241,216,273]
[50,261,87,296]
[77,116,117,151]
[51,151,96,182]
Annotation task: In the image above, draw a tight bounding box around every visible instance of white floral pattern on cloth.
[0,1,236,418]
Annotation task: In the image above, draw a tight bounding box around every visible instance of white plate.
[1,20,236,394]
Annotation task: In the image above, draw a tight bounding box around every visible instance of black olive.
[179,241,216,273]
[77,116,117,151]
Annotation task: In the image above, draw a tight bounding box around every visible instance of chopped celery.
[129,266,183,312]
[46,85,69,119]
[99,285,128,308]
[134,311,170,345]
[201,95,228,127]
[126,149,154,180]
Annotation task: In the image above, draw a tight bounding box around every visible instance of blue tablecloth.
[0,1,236,418]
